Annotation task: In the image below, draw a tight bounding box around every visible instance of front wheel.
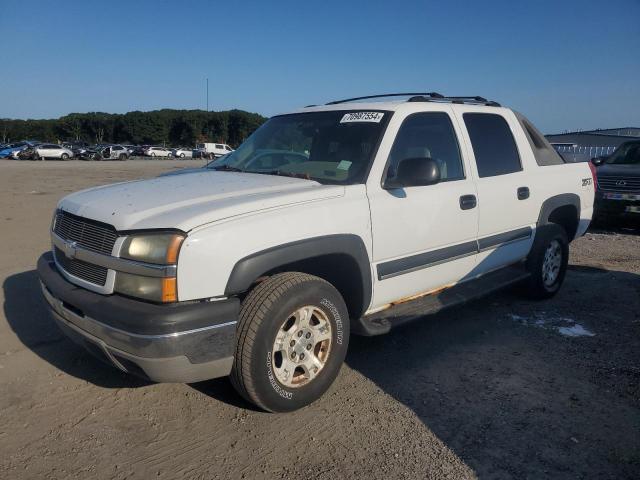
[524,224,569,299]
[231,272,349,412]
[60,153,69,160]
[118,154,126,161]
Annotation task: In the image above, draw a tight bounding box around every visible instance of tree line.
[0,109,268,147]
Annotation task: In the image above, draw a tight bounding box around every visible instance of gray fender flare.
[537,193,581,238]
[225,234,372,318]
[538,193,580,225]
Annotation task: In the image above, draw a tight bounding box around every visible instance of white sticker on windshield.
[337,160,352,170]
[340,112,384,123]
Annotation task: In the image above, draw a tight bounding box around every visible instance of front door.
[367,109,480,311]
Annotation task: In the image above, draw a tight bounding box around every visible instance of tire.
[61,153,69,160]
[151,153,156,157]
[524,224,569,299]
[231,272,350,412]
[118,154,126,161]
[180,153,185,158]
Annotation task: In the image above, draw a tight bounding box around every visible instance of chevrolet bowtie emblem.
[616,180,626,186]
[64,240,78,260]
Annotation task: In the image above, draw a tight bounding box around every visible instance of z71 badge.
[582,178,593,186]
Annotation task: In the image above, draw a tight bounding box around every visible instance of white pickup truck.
[38,93,595,412]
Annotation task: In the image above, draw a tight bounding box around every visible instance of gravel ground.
[0,160,638,479]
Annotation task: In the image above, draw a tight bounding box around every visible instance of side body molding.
[225,235,372,318]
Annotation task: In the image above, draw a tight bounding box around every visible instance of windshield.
[605,142,640,165]
[211,110,391,184]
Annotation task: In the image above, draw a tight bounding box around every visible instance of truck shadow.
[2,269,257,408]
[3,270,149,389]
[343,265,640,478]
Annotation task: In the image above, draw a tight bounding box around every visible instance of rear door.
[455,108,539,273]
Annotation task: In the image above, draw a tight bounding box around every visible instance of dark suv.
[593,140,640,225]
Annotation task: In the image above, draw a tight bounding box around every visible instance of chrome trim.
[40,281,237,358]
[53,248,116,295]
[52,232,176,278]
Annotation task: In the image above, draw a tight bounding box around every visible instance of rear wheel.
[231,272,349,412]
[61,153,69,160]
[524,224,569,299]
[118,153,126,161]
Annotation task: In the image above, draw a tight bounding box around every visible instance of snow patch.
[557,324,595,337]
[508,312,595,338]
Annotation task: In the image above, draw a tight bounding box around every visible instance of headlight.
[116,232,184,303]
[115,272,177,303]
[120,233,184,264]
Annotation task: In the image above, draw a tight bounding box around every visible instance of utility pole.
[206,78,209,112]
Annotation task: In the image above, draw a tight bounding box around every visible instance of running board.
[352,264,530,336]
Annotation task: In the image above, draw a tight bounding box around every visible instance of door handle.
[459,194,477,210]
[517,187,530,200]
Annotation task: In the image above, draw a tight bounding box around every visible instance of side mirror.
[591,156,606,166]
[384,157,441,189]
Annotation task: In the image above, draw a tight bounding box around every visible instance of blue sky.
[1,0,638,133]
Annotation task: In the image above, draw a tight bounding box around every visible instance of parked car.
[63,142,91,159]
[144,146,172,157]
[0,142,31,159]
[195,142,234,158]
[93,145,129,161]
[129,145,148,157]
[592,140,640,225]
[34,144,74,160]
[16,146,39,160]
[38,93,594,412]
[172,147,193,158]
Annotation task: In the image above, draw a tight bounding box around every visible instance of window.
[215,144,224,149]
[387,112,464,182]
[463,113,521,177]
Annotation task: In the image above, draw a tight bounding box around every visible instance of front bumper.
[595,191,640,220]
[37,252,239,383]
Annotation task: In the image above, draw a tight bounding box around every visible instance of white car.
[172,148,193,158]
[34,144,74,160]
[196,143,234,158]
[144,146,172,157]
[38,93,595,412]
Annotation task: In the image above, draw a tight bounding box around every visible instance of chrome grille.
[53,211,118,255]
[598,176,640,193]
[54,247,108,286]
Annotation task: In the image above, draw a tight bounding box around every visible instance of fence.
[552,144,616,158]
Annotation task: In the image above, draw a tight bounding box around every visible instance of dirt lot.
[0,160,638,479]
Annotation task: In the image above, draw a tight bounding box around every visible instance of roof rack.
[325,92,444,105]
[322,92,500,107]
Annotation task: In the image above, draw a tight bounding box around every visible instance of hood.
[58,170,344,231]
[597,163,640,178]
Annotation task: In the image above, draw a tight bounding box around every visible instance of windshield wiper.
[213,165,244,172]
[264,170,313,180]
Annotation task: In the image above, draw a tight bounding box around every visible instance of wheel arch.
[537,193,580,241]
[225,235,372,319]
